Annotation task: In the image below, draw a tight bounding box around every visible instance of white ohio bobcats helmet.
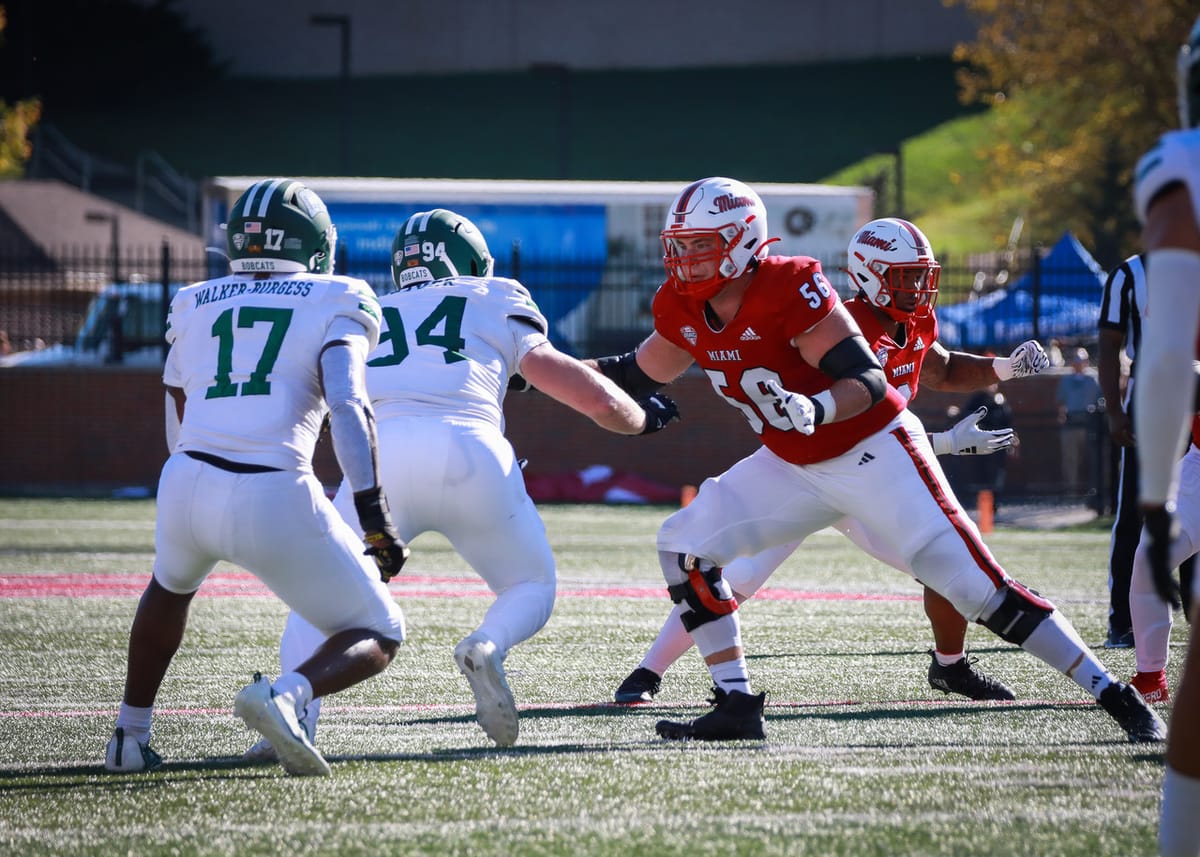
[660,177,776,300]
[1178,13,1200,128]
[846,217,940,321]
[391,209,494,290]
[227,178,337,274]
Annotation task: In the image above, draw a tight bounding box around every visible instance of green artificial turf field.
[0,499,1180,856]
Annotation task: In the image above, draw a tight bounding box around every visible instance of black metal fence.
[0,243,1107,362]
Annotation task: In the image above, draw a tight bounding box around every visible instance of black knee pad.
[666,554,738,632]
[977,581,1056,645]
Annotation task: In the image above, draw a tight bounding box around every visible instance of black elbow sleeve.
[595,350,661,398]
[818,335,888,406]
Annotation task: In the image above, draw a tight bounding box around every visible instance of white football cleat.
[234,673,330,776]
[104,727,162,772]
[454,632,519,747]
[242,702,316,763]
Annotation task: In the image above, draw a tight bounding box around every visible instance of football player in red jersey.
[591,176,1164,743]
[607,216,1055,706]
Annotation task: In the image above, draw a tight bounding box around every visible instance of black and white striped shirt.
[1099,253,1145,364]
[1098,253,1145,410]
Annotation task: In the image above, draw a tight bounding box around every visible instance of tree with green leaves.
[946,0,1195,266]
[0,6,38,178]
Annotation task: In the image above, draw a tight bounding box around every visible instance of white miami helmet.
[846,217,940,321]
[660,177,776,300]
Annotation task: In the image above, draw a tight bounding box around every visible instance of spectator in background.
[1046,338,1066,368]
[1056,347,1102,493]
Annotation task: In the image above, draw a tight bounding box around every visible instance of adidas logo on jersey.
[913,335,926,351]
[858,452,875,466]
[739,327,761,341]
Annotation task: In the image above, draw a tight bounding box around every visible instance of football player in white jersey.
[247,208,679,752]
[104,179,411,777]
[1132,13,1200,856]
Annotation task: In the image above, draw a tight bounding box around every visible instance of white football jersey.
[163,272,382,471]
[1134,127,1200,224]
[365,276,549,427]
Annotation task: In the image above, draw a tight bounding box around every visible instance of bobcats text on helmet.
[845,217,940,322]
[660,177,778,301]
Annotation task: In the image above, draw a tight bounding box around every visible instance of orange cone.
[977,489,994,534]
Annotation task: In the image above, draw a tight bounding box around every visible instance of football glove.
[507,373,532,392]
[929,406,1015,456]
[353,487,410,582]
[1143,504,1182,610]
[638,393,681,435]
[765,379,817,436]
[997,340,1051,380]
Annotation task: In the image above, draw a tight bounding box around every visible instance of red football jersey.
[847,295,939,405]
[652,255,906,465]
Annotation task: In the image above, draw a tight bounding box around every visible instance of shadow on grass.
[746,644,1016,661]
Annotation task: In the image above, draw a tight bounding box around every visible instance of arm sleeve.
[320,328,381,494]
[1134,248,1200,504]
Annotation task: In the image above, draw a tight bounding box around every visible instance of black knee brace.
[666,554,738,632]
[977,581,1055,645]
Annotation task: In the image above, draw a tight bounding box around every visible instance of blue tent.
[937,232,1106,350]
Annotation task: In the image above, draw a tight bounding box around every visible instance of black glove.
[1143,504,1182,610]
[353,487,410,582]
[638,393,680,435]
[507,373,532,392]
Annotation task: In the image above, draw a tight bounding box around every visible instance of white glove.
[928,406,1015,456]
[995,340,1050,380]
[765,379,817,435]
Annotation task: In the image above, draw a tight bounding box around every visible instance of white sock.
[271,671,313,711]
[934,650,965,667]
[1160,766,1200,857]
[689,613,752,695]
[708,657,753,695]
[115,703,153,745]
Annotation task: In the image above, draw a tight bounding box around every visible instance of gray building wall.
[162,0,977,78]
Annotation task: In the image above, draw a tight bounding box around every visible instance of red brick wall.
[0,367,1081,496]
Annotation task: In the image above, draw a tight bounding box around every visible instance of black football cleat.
[614,667,662,704]
[1098,681,1167,743]
[927,652,1016,701]
[655,689,766,741]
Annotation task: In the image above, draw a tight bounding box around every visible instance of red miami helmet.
[660,177,776,300]
[845,217,940,321]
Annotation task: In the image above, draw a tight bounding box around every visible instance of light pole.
[85,210,120,283]
[84,210,123,362]
[311,14,352,174]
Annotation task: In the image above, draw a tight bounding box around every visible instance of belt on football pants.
[184,450,282,474]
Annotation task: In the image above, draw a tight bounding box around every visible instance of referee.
[1097,252,1194,648]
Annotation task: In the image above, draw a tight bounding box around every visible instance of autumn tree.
[946,0,1195,266]
[0,6,39,178]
